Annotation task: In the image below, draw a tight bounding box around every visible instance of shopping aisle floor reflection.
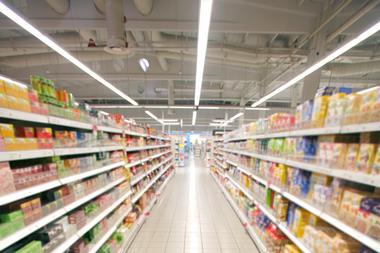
[128,158,259,253]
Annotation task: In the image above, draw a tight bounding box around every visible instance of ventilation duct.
[328,60,380,77]
[45,0,70,14]
[133,0,154,16]
[0,51,134,68]
[103,0,129,55]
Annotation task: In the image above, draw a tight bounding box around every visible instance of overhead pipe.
[133,0,154,16]
[326,0,380,43]
[45,0,70,14]
[328,60,380,77]
[104,0,128,54]
[0,51,134,68]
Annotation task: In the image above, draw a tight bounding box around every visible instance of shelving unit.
[0,107,176,253]
[213,113,380,253]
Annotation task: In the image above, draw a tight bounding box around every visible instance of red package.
[35,127,52,139]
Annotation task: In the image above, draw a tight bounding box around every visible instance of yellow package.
[331,143,348,168]
[0,123,15,138]
[17,98,31,112]
[370,87,380,122]
[371,147,380,175]
[283,244,301,253]
[344,94,362,125]
[360,87,379,123]
[355,143,377,173]
[344,144,360,171]
[312,96,329,128]
[0,80,6,94]
[325,93,346,126]
[292,208,310,237]
[0,93,8,108]
[4,81,19,97]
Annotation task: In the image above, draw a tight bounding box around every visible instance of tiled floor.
[128,158,259,253]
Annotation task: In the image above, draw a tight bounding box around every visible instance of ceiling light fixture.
[229,112,244,122]
[0,2,138,106]
[192,111,197,126]
[180,119,183,128]
[194,0,214,106]
[161,119,178,122]
[163,122,180,126]
[139,58,150,72]
[145,110,163,124]
[251,21,380,108]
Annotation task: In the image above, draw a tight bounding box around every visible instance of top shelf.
[0,108,169,139]
[225,122,380,142]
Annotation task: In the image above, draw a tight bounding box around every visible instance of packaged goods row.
[213,167,377,253]
[0,122,170,153]
[225,131,380,176]
[1,159,175,253]
[226,86,380,140]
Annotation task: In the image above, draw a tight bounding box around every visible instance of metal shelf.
[226,160,380,252]
[131,162,174,203]
[130,156,173,186]
[211,173,268,253]
[223,148,380,187]
[0,177,125,251]
[225,122,380,142]
[52,190,132,253]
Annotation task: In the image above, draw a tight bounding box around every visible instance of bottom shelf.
[210,172,267,253]
[118,169,177,253]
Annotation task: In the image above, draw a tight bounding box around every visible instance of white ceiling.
[0,0,379,131]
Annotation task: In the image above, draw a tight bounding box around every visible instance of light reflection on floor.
[128,157,259,253]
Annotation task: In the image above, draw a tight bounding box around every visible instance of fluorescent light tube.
[192,111,197,125]
[194,0,214,106]
[251,20,380,108]
[209,123,222,126]
[163,122,180,126]
[145,110,158,120]
[161,119,178,122]
[212,119,226,123]
[180,119,183,128]
[139,58,150,72]
[0,2,138,106]
[229,112,244,122]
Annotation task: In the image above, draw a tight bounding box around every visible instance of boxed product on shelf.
[0,162,16,195]
[0,210,25,239]
[14,241,43,253]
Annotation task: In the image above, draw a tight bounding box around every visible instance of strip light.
[192,111,197,126]
[229,112,244,122]
[0,2,138,106]
[252,20,380,108]
[145,110,163,124]
[194,0,214,106]
[163,122,180,126]
[161,119,178,122]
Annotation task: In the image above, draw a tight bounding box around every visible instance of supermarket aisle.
[128,158,259,253]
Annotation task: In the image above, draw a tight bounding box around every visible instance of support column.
[239,98,246,127]
[168,80,174,115]
[300,3,328,102]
